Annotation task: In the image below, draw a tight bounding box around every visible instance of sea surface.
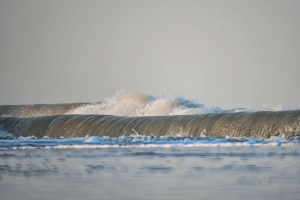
[1,92,300,199]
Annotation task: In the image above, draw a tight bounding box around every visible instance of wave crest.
[70,91,223,116]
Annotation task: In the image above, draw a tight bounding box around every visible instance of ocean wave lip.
[68,92,220,116]
[0,92,295,118]
[0,135,299,150]
[0,91,245,117]
[0,102,92,117]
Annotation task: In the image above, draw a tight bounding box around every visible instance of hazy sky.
[1,0,300,109]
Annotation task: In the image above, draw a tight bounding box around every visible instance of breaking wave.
[1,110,300,139]
[69,91,226,116]
[0,91,300,142]
[0,91,246,117]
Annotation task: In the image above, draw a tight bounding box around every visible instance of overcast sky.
[1,0,299,109]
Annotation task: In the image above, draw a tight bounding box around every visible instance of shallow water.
[1,146,300,200]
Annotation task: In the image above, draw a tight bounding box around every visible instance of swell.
[1,111,300,139]
[0,103,100,117]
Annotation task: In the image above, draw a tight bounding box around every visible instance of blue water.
[1,136,300,200]
[1,135,300,149]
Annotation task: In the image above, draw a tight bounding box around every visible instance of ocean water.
[1,92,300,199]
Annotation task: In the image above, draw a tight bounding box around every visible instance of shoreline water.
[1,146,300,200]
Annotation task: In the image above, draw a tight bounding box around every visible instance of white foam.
[1,135,299,150]
[69,91,227,116]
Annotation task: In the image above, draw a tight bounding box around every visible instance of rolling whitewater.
[1,92,300,200]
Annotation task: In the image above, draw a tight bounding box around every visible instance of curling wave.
[1,92,299,140]
[1,110,300,139]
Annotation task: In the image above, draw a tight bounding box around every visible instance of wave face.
[1,111,300,139]
[0,92,300,140]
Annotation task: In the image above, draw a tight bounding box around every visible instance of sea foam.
[1,135,299,150]
[69,91,225,116]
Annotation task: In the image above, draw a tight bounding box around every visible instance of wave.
[69,91,227,116]
[0,91,245,117]
[1,92,299,140]
[0,102,92,117]
[1,110,300,139]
